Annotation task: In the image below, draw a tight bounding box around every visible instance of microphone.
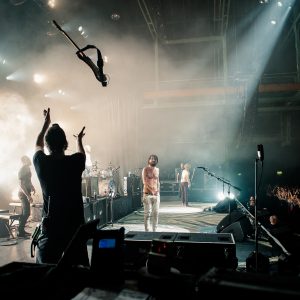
[197,166,207,169]
[95,48,108,87]
[97,67,108,87]
[257,144,264,161]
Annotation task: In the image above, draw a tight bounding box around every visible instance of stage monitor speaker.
[124,231,237,275]
[173,232,237,274]
[216,210,246,232]
[219,221,245,242]
[124,231,178,271]
[217,211,253,242]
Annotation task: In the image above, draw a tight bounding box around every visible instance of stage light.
[217,192,226,201]
[6,70,27,81]
[33,73,45,84]
[44,89,67,98]
[276,170,283,175]
[47,0,55,9]
[271,20,277,25]
[111,13,120,21]
[217,191,235,201]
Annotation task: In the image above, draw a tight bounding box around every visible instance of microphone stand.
[254,157,259,271]
[107,188,114,227]
[197,167,242,211]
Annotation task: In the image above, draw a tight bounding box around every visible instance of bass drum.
[98,179,116,197]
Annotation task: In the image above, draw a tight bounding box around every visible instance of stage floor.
[0,195,276,270]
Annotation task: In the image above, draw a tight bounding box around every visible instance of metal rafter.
[137,0,158,41]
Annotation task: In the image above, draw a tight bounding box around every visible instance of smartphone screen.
[99,238,116,249]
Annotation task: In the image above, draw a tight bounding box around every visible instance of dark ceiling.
[1,0,300,188]
[1,0,299,80]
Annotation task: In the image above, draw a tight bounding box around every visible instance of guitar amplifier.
[90,198,107,226]
[82,177,99,197]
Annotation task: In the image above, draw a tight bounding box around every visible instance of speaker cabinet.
[216,210,246,232]
[124,231,178,271]
[83,203,93,223]
[91,198,107,226]
[0,220,10,238]
[82,177,99,197]
[124,231,237,274]
[173,232,237,274]
[217,210,253,242]
[31,204,43,222]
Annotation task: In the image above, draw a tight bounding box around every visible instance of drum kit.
[87,161,119,198]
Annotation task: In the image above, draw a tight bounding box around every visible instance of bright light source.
[11,188,19,201]
[277,1,283,7]
[217,191,235,201]
[58,89,65,95]
[78,26,83,32]
[44,89,67,98]
[111,13,120,21]
[217,192,226,201]
[103,55,108,63]
[33,73,45,84]
[271,20,277,25]
[276,170,283,175]
[48,0,55,8]
[5,70,26,81]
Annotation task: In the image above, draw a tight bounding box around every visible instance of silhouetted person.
[176,162,185,199]
[18,155,36,238]
[180,163,191,207]
[33,108,89,266]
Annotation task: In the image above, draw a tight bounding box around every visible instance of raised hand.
[77,126,86,140]
[43,108,51,129]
